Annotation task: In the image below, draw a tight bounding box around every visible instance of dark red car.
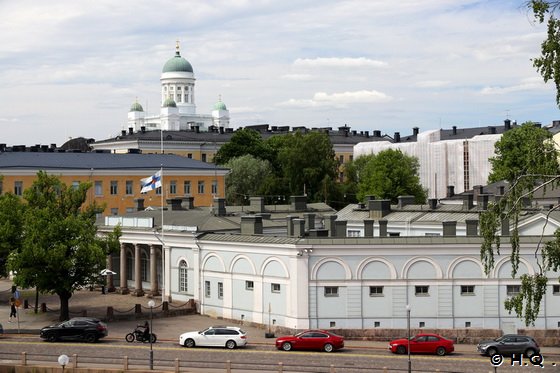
[389,333,454,356]
[275,330,344,352]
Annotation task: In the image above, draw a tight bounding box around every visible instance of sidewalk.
[1,278,559,356]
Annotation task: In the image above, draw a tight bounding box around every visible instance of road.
[0,335,557,372]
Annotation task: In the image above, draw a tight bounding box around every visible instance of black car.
[40,317,108,343]
[477,334,540,357]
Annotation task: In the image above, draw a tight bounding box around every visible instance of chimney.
[473,185,483,200]
[134,198,145,211]
[121,130,127,136]
[241,215,263,235]
[181,196,195,210]
[397,195,415,209]
[128,127,134,135]
[373,130,381,137]
[413,127,419,136]
[489,126,496,134]
[291,195,307,212]
[463,194,474,210]
[212,198,226,216]
[446,185,455,198]
[334,221,347,237]
[501,215,510,236]
[292,219,306,237]
[286,216,296,236]
[442,221,457,236]
[452,126,457,135]
[504,119,511,130]
[428,198,438,209]
[140,126,146,133]
[394,132,401,143]
[195,126,200,133]
[378,219,388,237]
[477,194,489,210]
[304,213,316,230]
[368,199,391,219]
[324,215,337,237]
[465,219,479,236]
[364,219,374,237]
[166,198,183,211]
[249,197,265,213]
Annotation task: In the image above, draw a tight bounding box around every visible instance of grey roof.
[200,233,301,245]
[0,152,228,171]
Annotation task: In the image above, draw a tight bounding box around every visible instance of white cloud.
[278,90,392,108]
[282,74,314,81]
[293,57,387,68]
[415,80,451,88]
[480,77,549,95]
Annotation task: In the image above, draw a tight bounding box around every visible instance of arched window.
[179,260,188,292]
[141,251,149,282]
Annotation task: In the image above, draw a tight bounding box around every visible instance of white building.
[127,42,230,133]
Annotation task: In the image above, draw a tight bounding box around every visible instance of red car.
[275,330,344,352]
[389,333,454,356]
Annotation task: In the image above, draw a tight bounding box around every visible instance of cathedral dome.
[163,98,177,108]
[130,101,144,112]
[162,48,193,73]
[213,100,227,111]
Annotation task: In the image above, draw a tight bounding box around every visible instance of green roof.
[163,98,177,108]
[130,102,144,112]
[162,50,193,73]
[213,101,227,111]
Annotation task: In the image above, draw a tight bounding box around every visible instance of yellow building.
[0,151,228,215]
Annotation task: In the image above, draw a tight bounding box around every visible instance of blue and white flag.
[140,171,162,194]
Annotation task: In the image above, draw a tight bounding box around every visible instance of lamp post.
[58,354,69,372]
[148,299,155,370]
[406,304,411,373]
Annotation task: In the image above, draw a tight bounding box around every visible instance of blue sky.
[0,0,557,146]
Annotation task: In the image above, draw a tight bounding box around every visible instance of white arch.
[492,256,535,279]
[201,252,226,272]
[311,257,352,280]
[229,254,257,275]
[401,257,443,279]
[260,257,289,278]
[176,256,189,268]
[357,257,398,280]
[446,256,485,279]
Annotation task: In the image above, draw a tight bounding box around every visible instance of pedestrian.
[9,297,17,322]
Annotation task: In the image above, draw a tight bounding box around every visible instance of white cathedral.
[127,42,230,133]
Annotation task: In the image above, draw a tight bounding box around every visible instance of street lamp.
[58,354,69,372]
[148,299,155,370]
[406,304,411,373]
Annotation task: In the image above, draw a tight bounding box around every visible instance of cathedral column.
[149,245,159,297]
[133,244,144,297]
[119,243,129,294]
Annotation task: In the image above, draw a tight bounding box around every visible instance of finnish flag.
[140,171,162,194]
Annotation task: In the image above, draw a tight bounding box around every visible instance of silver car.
[179,326,247,349]
[477,334,540,357]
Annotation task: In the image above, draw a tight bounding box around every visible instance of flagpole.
[160,164,165,303]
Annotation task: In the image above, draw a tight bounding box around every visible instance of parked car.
[389,333,454,356]
[275,330,345,352]
[179,326,247,349]
[40,317,108,343]
[0,322,3,336]
[476,334,540,357]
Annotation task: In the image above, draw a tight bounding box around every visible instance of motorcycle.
[125,326,157,343]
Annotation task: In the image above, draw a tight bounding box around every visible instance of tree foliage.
[6,172,119,321]
[224,155,273,205]
[214,128,271,165]
[0,193,25,277]
[480,122,560,326]
[350,149,427,204]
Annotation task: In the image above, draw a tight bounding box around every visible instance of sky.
[0,0,558,147]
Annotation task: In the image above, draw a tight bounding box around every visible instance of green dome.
[130,102,144,112]
[213,101,227,111]
[162,50,193,73]
[163,98,177,108]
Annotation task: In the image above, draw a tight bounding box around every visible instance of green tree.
[213,128,271,165]
[480,122,560,326]
[530,0,560,107]
[0,192,25,277]
[224,155,273,205]
[7,172,118,321]
[352,149,427,204]
[276,131,339,202]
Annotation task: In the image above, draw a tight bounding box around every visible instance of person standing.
[9,297,17,322]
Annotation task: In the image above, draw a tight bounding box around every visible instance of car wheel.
[282,342,292,351]
[323,343,334,352]
[487,347,498,356]
[183,338,195,348]
[46,333,58,342]
[125,333,135,343]
[84,333,97,343]
[436,346,446,356]
[396,345,407,354]
[525,348,536,358]
[225,340,237,349]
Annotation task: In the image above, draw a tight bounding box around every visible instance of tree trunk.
[34,288,39,314]
[57,290,72,321]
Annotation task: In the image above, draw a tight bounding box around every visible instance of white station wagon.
[179,326,248,349]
